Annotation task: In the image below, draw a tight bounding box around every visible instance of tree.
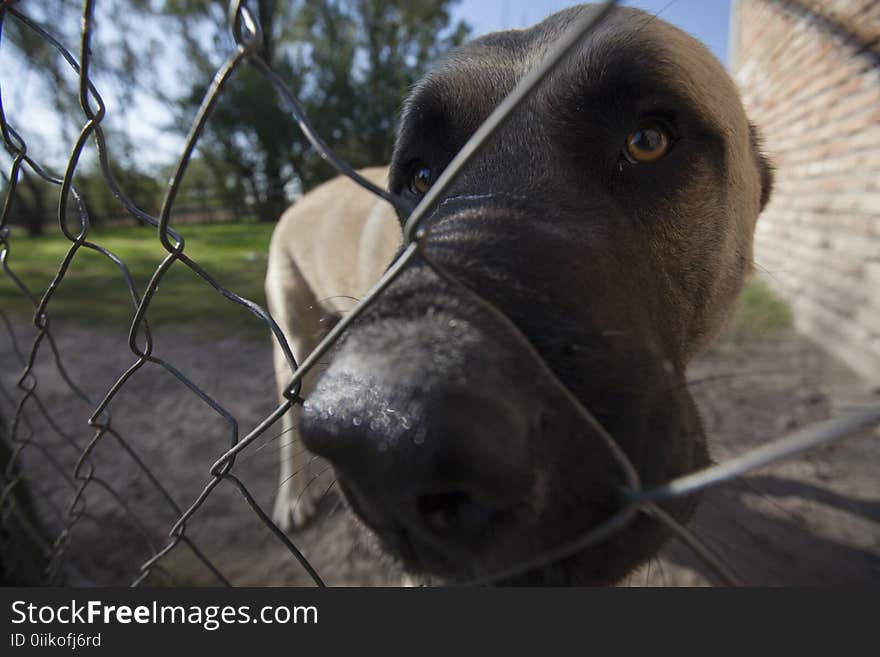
[1,0,164,233]
[164,0,470,221]
[0,169,52,236]
[2,0,470,227]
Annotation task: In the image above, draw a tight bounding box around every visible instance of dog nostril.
[416,491,492,536]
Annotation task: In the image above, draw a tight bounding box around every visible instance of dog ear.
[749,122,774,211]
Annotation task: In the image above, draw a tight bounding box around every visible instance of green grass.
[725,277,794,341]
[0,223,276,338]
[2,223,793,343]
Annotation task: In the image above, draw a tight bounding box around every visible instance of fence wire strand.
[0,0,877,587]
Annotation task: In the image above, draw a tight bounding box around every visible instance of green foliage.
[725,278,794,342]
[2,0,180,233]
[76,162,165,223]
[167,0,471,221]
[0,169,54,236]
[294,0,471,177]
[4,0,470,231]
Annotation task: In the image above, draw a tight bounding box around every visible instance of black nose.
[301,381,533,542]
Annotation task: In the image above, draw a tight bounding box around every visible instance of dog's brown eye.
[409,164,432,195]
[624,124,670,163]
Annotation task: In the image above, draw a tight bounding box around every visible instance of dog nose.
[301,385,533,540]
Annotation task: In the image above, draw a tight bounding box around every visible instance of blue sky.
[453,0,732,64]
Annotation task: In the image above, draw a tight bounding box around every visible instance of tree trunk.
[19,173,50,237]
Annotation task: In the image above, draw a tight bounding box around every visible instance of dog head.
[301,5,773,584]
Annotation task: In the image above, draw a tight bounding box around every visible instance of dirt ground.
[1,316,878,586]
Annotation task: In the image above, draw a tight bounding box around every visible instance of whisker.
[272,454,322,495]
[326,488,345,520]
[655,557,669,587]
[248,423,300,454]
[277,444,309,464]
[316,477,338,507]
[314,295,360,306]
[292,465,334,515]
[642,503,742,586]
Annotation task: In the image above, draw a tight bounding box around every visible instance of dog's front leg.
[272,375,319,531]
[266,242,325,532]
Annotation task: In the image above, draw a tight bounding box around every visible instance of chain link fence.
[1,0,878,586]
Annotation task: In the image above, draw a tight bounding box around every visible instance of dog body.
[267,5,771,584]
[268,166,400,528]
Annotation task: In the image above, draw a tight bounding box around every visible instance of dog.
[266,4,773,585]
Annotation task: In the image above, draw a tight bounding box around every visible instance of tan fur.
[265,9,766,534]
[626,18,763,358]
[266,166,400,529]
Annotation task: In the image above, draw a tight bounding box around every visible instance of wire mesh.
[0,0,877,587]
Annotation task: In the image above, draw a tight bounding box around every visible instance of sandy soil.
[1,317,878,586]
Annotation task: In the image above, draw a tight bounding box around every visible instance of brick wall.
[731,0,880,381]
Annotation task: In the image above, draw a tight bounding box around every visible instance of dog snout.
[302,373,534,547]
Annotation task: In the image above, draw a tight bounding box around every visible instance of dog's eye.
[409,163,433,195]
[624,123,671,163]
